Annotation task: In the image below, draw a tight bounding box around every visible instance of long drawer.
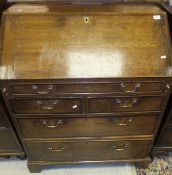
[88,96,164,113]
[8,81,164,95]
[17,115,158,138]
[9,98,83,114]
[25,140,151,162]
[0,97,24,155]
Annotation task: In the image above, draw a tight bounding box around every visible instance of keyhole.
[83,16,89,24]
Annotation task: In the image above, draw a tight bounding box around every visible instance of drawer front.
[88,96,164,113]
[9,98,83,114]
[10,84,85,95]
[157,125,172,146]
[85,82,163,93]
[17,115,158,138]
[25,140,150,161]
[9,81,163,95]
[0,129,20,152]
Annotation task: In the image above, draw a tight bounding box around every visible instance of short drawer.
[25,140,151,162]
[0,129,20,152]
[157,125,172,146]
[9,98,83,114]
[10,84,85,95]
[17,115,158,138]
[85,81,163,93]
[88,96,164,114]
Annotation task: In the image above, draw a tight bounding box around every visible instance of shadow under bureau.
[0,3,172,173]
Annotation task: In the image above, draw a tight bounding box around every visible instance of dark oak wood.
[168,116,172,124]
[0,4,172,79]
[16,114,159,138]
[6,0,168,4]
[156,125,172,146]
[152,2,172,156]
[0,0,24,159]
[25,139,152,162]
[0,2,172,173]
[27,157,152,173]
[153,93,172,155]
[135,160,152,169]
[11,84,85,95]
[0,95,24,157]
[27,163,41,173]
[88,96,165,113]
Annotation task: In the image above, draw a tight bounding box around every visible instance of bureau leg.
[27,163,41,173]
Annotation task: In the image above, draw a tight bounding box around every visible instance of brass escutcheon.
[83,16,89,24]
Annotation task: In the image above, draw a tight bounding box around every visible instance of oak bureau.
[0,1,172,173]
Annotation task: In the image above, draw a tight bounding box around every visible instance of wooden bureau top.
[0,4,172,79]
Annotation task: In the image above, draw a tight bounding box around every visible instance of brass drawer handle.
[0,126,8,131]
[42,119,63,128]
[37,100,58,110]
[115,98,137,108]
[120,83,141,93]
[112,144,128,151]
[32,85,53,95]
[49,146,65,152]
[113,117,132,126]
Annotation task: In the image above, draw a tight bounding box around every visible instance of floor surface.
[137,153,172,175]
[0,158,137,175]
